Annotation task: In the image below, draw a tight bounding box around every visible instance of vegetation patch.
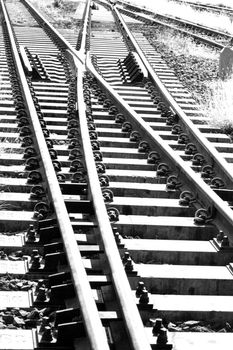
[136,25,219,102]
[30,0,81,29]
[200,78,233,135]
[130,0,233,34]
[133,24,233,132]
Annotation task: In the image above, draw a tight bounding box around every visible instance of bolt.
[36,279,45,292]
[27,225,36,242]
[36,287,47,302]
[31,255,41,270]
[217,230,224,242]
[156,328,168,344]
[124,257,134,272]
[135,281,146,298]
[152,318,163,336]
[39,316,50,333]
[221,236,229,247]
[122,252,130,264]
[139,289,149,304]
[114,232,122,244]
[41,326,53,342]
[31,249,39,257]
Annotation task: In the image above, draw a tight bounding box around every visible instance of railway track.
[115,0,232,49]
[1,0,233,349]
[172,0,233,16]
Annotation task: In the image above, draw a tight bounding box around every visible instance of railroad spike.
[139,289,149,304]
[156,328,168,345]
[71,172,87,183]
[98,174,110,187]
[157,163,170,177]
[96,162,106,174]
[194,208,212,225]
[68,138,81,149]
[136,281,147,298]
[40,326,53,342]
[53,160,62,172]
[91,140,100,150]
[107,207,120,222]
[177,133,189,144]
[23,146,37,159]
[68,148,82,160]
[20,126,31,137]
[125,257,134,272]
[152,318,163,336]
[192,153,205,166]
[166,175,182,191]
[26,224,36,242]
[185,142,198,155]
[122,121,132,132]
[138,141,150,153]
[115,113,125,124]
[22,136,34,148]
[102,189,114,202]
[179,191,196,206]
[93,151,103,162]
[34,202,50,220]
[30,185,46,200]
[210,177,225,189]
[70,160,84,172]
[171,124,182,135]
[147,151,161,164]
[201,165,214,178]
[27,171,43,184]
[18,116,29,127]
[57,173,66,183]
[25,157,40,171]
[130,131,141,142]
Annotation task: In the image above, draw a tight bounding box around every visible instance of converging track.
[1,0,233,349]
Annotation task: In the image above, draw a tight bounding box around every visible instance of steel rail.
[9,0,152,348]
[78,0,92,56]
[19,1,151,347]
[67,49,153,350]
[113,6,233,189]
[1,1,110,349]
[116,0,232,40]
[155,13,231,39]
[173,0,233,14]
[86,53,233,238]
[116,5,225,49]
[22,0,84,64]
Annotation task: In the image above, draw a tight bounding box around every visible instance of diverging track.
[1,0,233,350]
